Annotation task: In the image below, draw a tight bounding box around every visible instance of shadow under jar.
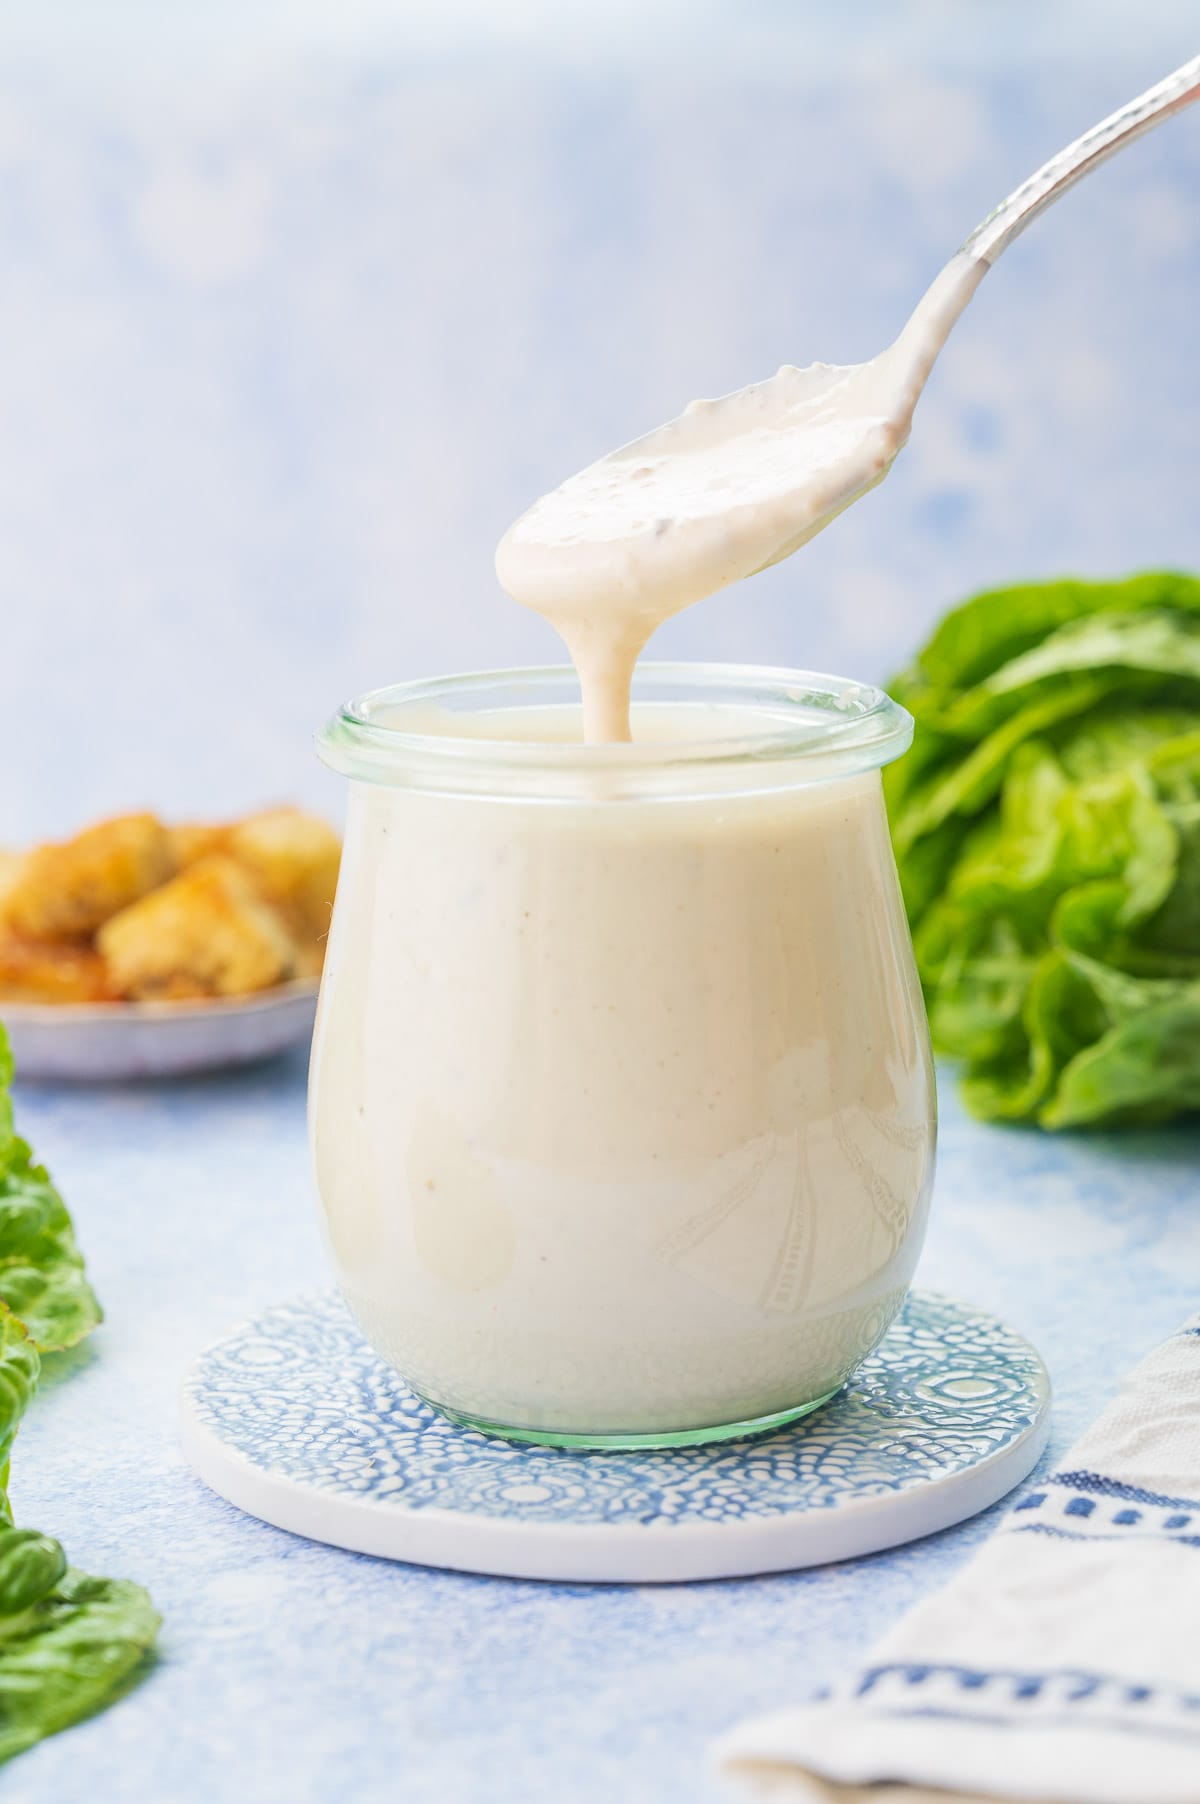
[311,664,935,1449]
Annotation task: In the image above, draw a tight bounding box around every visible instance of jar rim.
[317,662,913,795]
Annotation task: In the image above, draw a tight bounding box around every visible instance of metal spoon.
[876,50,1200,446]
[964,52,1200,265]
[755,49,1200,572]
[496,55,1200,738]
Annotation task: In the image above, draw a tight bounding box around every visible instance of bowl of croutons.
[0,807,340,1079]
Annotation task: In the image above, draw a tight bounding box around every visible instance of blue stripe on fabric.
[1010,1522,1200,1548]
[869,1703,1200,1746]
[851,1662,1200,1736]
[1049,1470,1200,1512]
[854,1663,1200,1701]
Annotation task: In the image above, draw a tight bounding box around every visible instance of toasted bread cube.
[168,823,231,870]
[226,808,341,944]
[0,851,25,919]
[97,855,298,999]
[5,813,175,941]
[0,934,115,1003]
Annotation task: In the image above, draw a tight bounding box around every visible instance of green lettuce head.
[886,572,1200,1128]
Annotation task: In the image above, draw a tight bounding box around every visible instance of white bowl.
[1,979,319,1081]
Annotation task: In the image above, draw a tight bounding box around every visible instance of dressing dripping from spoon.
[496,55,1200,744]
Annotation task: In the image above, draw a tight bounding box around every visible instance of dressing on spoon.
[495,55,1200,743]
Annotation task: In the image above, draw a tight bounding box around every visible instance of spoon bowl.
[497,54,1200,740]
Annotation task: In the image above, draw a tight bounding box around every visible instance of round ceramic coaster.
[181,1289,1050,1583]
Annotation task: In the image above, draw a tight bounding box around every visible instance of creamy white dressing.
[312,700,935,1437]
[496,253,984,741]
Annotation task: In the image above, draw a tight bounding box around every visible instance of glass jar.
[311,663,935,1448]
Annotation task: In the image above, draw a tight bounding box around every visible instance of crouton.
[97,855,298,1000]
[0,851,25,920]
[0,934,115,1003]
[5,813,175,941]
[226,808,340,947]
[168,823,231,870]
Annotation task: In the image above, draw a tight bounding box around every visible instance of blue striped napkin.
[718,1313,1200,1803]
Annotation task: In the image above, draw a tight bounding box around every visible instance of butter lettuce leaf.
[0,1025,159,1762]
[0,1032,101,1353]
[0,1307,40,1519]
[888,573,1200,1128]
[893,570,1200,698]
[0,1559,160,1764]
[0,1165,103,1355]
[1042,990,1200,1127]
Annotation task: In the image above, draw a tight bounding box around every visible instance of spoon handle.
[962,53,1200,265]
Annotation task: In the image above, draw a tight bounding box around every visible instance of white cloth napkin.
[718,1311,1200,1804]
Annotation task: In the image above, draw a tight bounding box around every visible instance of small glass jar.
[311,663,935,1448]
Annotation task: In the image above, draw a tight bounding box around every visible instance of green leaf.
[0,1158,103,1353]
[0,1559,160,1763]
[892,814,969,921]
[943,610,1200,739]
[907,571,1200,696]
[0,1029,102,1354]
[891,679,1113,856]
[0,1309,40,1521]
[1137,735,1200,966]
[0,1529,67,1622]
[1044,981,1200,1128]
[0,1037,13,1175]
[961,951,1102,1122]
[921,913,1034,1067]
[887,575,1200,1129]
[0,1024,159,1765]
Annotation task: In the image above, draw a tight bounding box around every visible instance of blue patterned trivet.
[181,1289,1050,1582]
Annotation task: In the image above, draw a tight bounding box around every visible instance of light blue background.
[1,3,1198,838]
[2,7,1199,1800]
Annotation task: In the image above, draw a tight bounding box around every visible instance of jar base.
[418,1386,843,1450]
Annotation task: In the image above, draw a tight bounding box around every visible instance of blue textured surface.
[5,1054,1197,1804]
[1,4,1199,1799]
[184,1289,1047,1530]
[0,8,1198,838]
